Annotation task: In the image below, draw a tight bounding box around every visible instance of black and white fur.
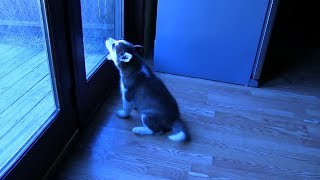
[105,37,189,142]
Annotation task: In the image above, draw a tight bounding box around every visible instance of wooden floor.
[53,50,320,179]
[0,43,104,172]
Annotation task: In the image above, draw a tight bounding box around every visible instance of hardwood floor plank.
[57,144,189,180]
[59,99,320,179]
[189,163,270,179]
[163,77,320,148]
[210,156,320,179]
[57,156,171,180]
[178,101,320,149]
[80,133,193,172]
[207,89,318,120]
[99,110,320,176]
[161,72,319,120]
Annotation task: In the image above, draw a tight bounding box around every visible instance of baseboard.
[248,79,260,87]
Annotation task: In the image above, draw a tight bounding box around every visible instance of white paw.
[116,110,130,118]
[132,126,153,135]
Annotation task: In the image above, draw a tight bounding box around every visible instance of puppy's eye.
[112,43,115,49]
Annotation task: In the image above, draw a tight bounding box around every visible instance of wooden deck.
[0,43,105,172]
[0,43,55,172]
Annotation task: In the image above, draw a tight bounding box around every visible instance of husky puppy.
[105,37,189,142]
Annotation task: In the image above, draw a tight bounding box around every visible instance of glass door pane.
[80,0,123,78]
[0,0,58,175]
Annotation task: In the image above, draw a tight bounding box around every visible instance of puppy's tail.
[168,119,190,142]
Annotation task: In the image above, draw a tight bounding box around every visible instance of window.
[80,0,123,78]
[0,0,58,175]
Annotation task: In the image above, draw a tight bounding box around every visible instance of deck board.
[0,45,14,55]
[0,75,54,139]
[0,43,107,174]
[0,92,55,171]
[0,61,49,113]
[0,46,28,64]
[0,43,57,173]
[0,51,47,94]
[0,48,42,78]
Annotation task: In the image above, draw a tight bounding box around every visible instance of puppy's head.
[105,37,143,66]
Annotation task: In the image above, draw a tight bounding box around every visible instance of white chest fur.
[120,78,127,97]
[117,77,133,118]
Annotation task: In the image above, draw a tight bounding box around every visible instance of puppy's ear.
[133,45,143,48]
[133,45,144,55]
[119,52,133,62]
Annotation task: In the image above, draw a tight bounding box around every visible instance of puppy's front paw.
[132,126,153,135]
[116,110,130,119]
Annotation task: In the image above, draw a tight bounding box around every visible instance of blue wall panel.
[154,0,270,85]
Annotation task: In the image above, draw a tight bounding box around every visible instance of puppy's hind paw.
[132,126,153,135]
[116,110,130,119]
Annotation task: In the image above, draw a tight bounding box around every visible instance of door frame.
[66,0,122,127]
[3,0,127,178]
[250,0,279,87]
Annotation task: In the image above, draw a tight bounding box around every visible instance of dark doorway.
[260,1,320,96]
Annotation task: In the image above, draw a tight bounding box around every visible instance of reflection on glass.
[0,0,57,175]
[80,0,122,78]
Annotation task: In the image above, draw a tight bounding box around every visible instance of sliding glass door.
[0,0,78,179]
[0,0,123,178]
[0,0,58,174]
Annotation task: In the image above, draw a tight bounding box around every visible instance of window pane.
[0,0,58,175]
[80,0,123,78]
